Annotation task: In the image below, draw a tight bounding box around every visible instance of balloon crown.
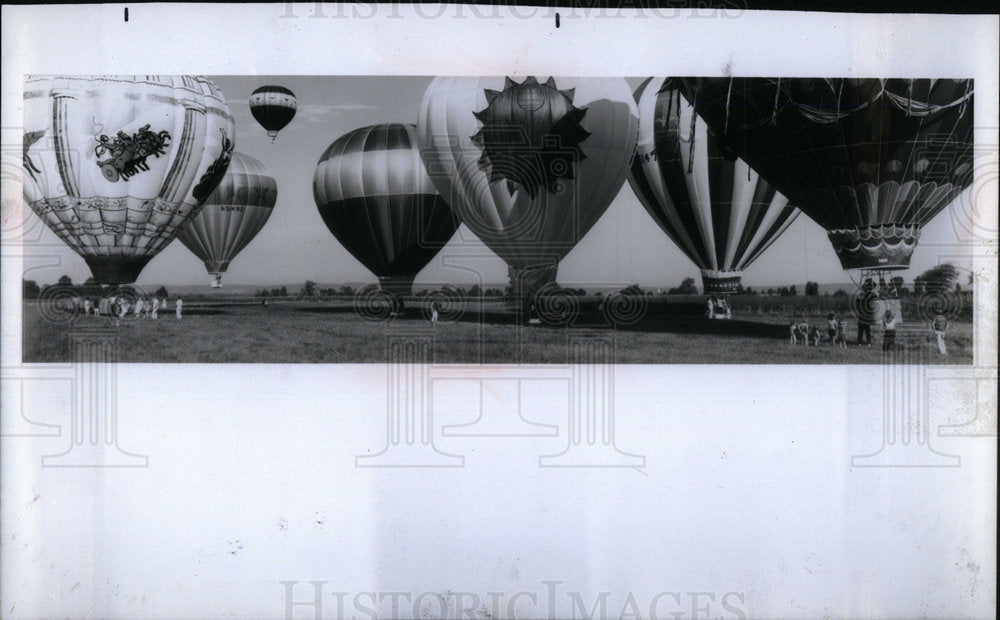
[471,76,591,199]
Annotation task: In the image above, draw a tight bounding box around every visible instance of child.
[931,312,949,356]
[810,325,822,347]
[882,310,897,352]
[835,316,848,348]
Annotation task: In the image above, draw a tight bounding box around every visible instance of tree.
[468,284,482,298]
[339,285,354,297]
[155,286,169,298]
[23,279,41,299]
[917,263,958,293]
[57,274,73,286]
[667,278,697,295]
[279,286,288,297]
[833,289,848,297]
[804,281,819,296]
[302,280,317,297]
[789,285,798,296]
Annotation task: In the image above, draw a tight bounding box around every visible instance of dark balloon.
[249,85,297,142]
[312,123,459,296]
[676,78,973,271]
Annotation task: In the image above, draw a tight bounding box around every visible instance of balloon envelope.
[312,123,459,294]
[416,76,639,296]
[249,85,297,141]
[22,75,235,283]
[629,78,799,294]
[676,78,973,271]
[176,151,277,287]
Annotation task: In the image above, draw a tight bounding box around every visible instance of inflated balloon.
[676,78,973,271]
[417,76,638,305]
[176,152,277,287]
[313,123,459,300]
[22,75,235,284]
[249,85,297,142]
[629,78,800,293]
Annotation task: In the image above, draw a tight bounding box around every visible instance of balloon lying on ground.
[628,77,800,294]
[312,122,460,302]
[416,76,639,308]
[676,78,974,272]
[22,75,236,284]
[176,152,278,288]
[249,85,297,142]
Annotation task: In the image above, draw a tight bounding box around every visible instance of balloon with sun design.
[417,76,639,315]
[471,76,591,199]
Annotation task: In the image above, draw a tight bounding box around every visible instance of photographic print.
[19,75,977,364]
[2,5,996,620]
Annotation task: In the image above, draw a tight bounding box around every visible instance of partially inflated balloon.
[417,76,638,302]
[629,78,799,293]
[176,152,277,287]
[677,78,973,271]
[313,123,459,297]
[22,75,235,283]
[249,85,297,142]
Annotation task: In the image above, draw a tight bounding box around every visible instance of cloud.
[295,103,377,125]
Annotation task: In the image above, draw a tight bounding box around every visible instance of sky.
[20,76,977,291]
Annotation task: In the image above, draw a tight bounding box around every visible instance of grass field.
[22,296,974,364]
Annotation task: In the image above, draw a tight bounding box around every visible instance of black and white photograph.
[1,4,996,620]
[18,74,978,364]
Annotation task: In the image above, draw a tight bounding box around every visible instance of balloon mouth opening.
[701,272,742,294]
[84,257,152,285]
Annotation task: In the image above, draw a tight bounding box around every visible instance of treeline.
[23,276,169,300]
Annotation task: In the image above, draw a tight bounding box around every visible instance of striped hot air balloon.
[249,85,297,142]
[176,152,277,287]
[628,78,800,294]
[676,78,974,273]
[312,123,459,303]
[21,75,235,284]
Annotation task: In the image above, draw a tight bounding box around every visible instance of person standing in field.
[175,297,183,320]
[931,312,949,356]
[882,310,898,352]
[707,295,715,319]
[431,300,440,325]
[83,298,92,316]
[835,315,848,348]
[118,298,130,318]
[150,297,160,320]
[826,313,838,346]
[133,298,144,319]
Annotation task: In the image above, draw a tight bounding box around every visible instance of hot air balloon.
[249,85,297,142]
[676,78,973,277]
[312,123,459,307]
[628,78,800,294]
[416,76,638,313]
[22,75,235,284]
[176,152,277,288]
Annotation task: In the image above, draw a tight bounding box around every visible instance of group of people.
[706,295,732,320]
[789,310,950,355]
[789,313,850,348]
[75,295,183,321]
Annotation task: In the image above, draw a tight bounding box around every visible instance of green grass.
[22,298,974,364]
